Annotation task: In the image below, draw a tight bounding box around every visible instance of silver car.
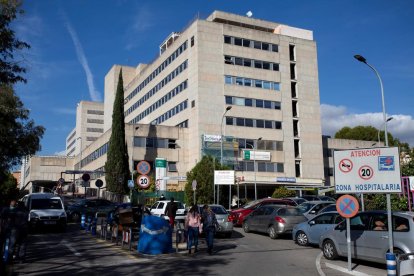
[243,205,306,239]
[199,204,233,238]
[292,211,343,246]
[297,201,335,220]
[320,211,414,263]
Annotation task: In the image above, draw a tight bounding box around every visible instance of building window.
[191,36,194,47]
[191,100,195,108]
[168,162,178,172]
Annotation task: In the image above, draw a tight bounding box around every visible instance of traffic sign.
[334,147,401,194]
[192,180,197,191]
[336,195,359,218]
[95,179,103,188]
[137,175,150,189]
[128,180,134,188]
[82,173,90,182]
[137,161,151,175]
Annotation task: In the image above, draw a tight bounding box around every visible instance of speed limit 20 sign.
[137,175,150,189]
[334,147,401,194]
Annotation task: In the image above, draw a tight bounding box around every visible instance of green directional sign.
[155,158,167,168]
[244,150,251,160]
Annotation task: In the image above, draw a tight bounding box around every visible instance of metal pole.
[237,179,240,208]
[346,218,351,271]
[220,106,232,206]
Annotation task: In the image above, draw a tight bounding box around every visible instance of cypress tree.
[105,69,129,195]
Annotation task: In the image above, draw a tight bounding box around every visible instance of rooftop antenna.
[246,11,253,18]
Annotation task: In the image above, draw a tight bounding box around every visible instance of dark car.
[243,205,306,239]
[66,199,118,222]
[229,198,296,226]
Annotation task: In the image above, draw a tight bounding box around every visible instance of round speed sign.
[137,175,150,189]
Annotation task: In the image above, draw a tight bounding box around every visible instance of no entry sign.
[334,147,401,194]
[336,195,359,218]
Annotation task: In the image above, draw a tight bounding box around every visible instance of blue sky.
[13,0,414,155]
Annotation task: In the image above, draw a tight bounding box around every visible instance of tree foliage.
[364,194,409,211]
[105,70,129,195]
[1,0,30,85]
[271,186,296,198]
[0,84,44,172]
[0,171,18,205]
[184,155,225,205]
[334,125,397,146]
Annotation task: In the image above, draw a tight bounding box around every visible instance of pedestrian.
[201,205,220,255]
[14,201,29,263]
[185,205,201,254]
[164,198,178,228]
[0,199,18,263]
[159,194,166,200]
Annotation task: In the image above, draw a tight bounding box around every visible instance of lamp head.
[386,117,393,122]
[226,106,232,111]
[354,55,367,63]
[258,137,262,141]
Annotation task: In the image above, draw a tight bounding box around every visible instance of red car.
[229,198,296,226]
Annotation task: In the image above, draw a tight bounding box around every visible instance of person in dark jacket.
[0,199,18,263]
[201,205,220,255]
[164,198,178,228]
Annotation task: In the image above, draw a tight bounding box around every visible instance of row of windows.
[66,139,76,150]
[225,75,280,91]
[154,100,188,125]
[66,147,75,156]
[87,110,104,115]
[78,143,109,169]
[67,131,76,142]
[87,128,104,133]
[225,96,281,110]
[129,81,187,124]
[125,60,188,117]
[125,41,188,102]
[87,118,104,124]
[236,161,284,173]
[224,55,279,71]
[224,35,278,52]
[86,136,98,141]
[226,116,282,129]
[133,137,177,149]
[236,138,283,151]
[176,120,188,128]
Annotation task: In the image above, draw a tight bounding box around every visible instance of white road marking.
[316,252,326,276]
[325,262,371,276]
[61,240,82,256]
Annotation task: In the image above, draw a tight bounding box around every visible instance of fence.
[131,190,185,207]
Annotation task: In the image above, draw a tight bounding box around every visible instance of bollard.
[81,214,86,230]
[386,252,397,276]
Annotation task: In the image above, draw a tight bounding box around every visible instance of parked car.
[320,211,414,264]
[66,198,118,222]
[230,198,296,226]
[282,197,307,206]
[150,200,187,222]
[243,205,306,239]
[20,193,67,231]
[300,195,336,202]
[198,204,233,238]
[297,201,335,220]
[292,211,343,246]
[318,203,337,214]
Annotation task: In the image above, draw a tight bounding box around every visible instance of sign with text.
[214,170,235,185]
[334,147,401,194]
[243,150,271,161]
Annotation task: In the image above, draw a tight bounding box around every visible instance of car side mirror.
[309,220,316,226]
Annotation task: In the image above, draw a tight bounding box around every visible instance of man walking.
[164,198,178,228]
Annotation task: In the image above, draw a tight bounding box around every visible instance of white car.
[150,200,187,222]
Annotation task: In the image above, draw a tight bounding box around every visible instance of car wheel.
[243,221,250,233]
[323,239,338,260]
[393,248,406,261]
[268,226,278,239]
[296,231,309,246]
[71,212,81,222]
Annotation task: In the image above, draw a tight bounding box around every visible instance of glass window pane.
[276,141,283,151]
[263,62,270,70]
[258,162,266,172]
[256,99,263,108]
[266,163,275,172]
[225,75,232,84]
[236,77,243,85]
[277,163,284,172]
[256,120,264,128]
[246,162,254,171]
[245,98,253,106]
[234,38,242,46]
[274,102,281,110]
[275,121,282,129]
[234,97,244,106]
[254,41,261,49]
[263,81,271,89]
[262,43,269,51]
[225,96,233,105]
[243,39,250,47]
[245,118,253,127]
[272,44,278,52]
[244,78,252,86]
[243,59,252,67]
[226,117,233,125]
[265,120,273,129]
[235,57,243,66]
[273,63,279,71]
[264,100,272,109]
[254,60,262,69]
[255,80,263,88]
[224,36,231,44]
[236,117,244,126]
[273,82,280,90]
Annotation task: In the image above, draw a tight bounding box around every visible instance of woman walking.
[185,205,201,254]
[201,205,219,255]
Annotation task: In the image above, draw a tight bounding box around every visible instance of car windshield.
[210,206,227,215]
[297,202,315,213]
[242,199,261,209]
[32,198,63,209]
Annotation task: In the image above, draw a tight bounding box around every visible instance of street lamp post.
[354,54,394,255]
[218,106,232,204]
[378,117,393,144]
[246,137,262,201]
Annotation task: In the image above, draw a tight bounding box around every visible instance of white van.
[20,193,67,231]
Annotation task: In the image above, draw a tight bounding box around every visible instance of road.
[7,224,386,276]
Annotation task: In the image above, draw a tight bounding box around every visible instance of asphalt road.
[6,224,387,276]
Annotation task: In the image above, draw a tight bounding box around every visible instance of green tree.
[334,125,397,146]
[184,155,225,205]
[105,70,129,195]
[1,0,30,85]
[0,171,18,205]
[0,84,44,173]
[364,194,408,211]
[271,186,296,198]
[401,159,414,176]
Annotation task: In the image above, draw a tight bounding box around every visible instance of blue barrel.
[138,216,173,255]
[386,252,397,276]
[81,214,86,230]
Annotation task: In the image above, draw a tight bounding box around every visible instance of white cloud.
[62,14,102,102]
[54,150,67,156]
[321,104,414,146]
[124,6,154,50]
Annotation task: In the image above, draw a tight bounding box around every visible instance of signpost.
[214,170,235,209]
[95,179,103,199]
[81,173,90,198]
[336,195,360,272]
[137,175,150,189]
[192,180,197,204]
